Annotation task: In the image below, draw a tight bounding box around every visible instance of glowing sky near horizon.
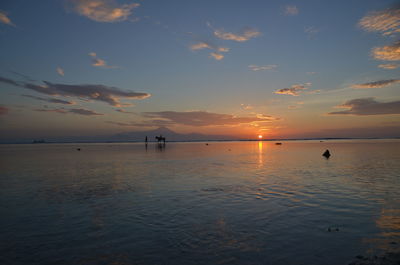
[0,0,399,141]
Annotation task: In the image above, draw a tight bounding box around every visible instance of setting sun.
[258,135,263,139]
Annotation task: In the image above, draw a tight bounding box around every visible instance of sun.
[258,135,263,139]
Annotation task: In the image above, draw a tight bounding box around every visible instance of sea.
[1,140,399,265]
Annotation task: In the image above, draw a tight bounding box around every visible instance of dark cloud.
[69,108,103,115]
[34,107,103,116]
[294,125,400,139]
[0,106,8,115]
[143,111,274,126]
[106,119,174,127]
[9,71,36,82]
[0,76,151,106]
[0,76,20,87]
[115,109,136,114]
[34,108,68,114]
[328,98,400,115]
[25,81,150,106]
[22,94,75,105]
[352,79,400,89]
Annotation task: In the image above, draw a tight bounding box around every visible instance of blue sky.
[0,0,399,141]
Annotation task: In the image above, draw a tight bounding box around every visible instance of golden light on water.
[258,141,263,166]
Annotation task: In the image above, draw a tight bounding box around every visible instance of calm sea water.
[1,140,399,265]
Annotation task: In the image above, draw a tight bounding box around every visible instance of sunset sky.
[0,0,399,141]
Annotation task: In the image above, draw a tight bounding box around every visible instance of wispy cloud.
[22,94,75,105]
[351,79,400,89]
[0,76,20,86]
[0,76,151,107]
[214,27,261,42]
[304,26,319,37]
[106,119,174,127]
[69,108,103,115]
[274,83,312,96]
[115,108,136,114]
[34,107,103,116]
[328,98,400,115]
[89,52,118,68]
[9,71,35,82]
[209,52,224,61]
[190,42,213,51]
[190,41,229,60]
[56,67,65,76]
[359,7,400,36]
[23,82,150,106]
[67,0,140,23]
[142,111,275,127]
[288,101,304,109]
[285,5,299,16]
[248,64,277,71]
[0,10,15,26]
[240,104,253,110]
[378,63,399,69]
[190,41,229,52]
[371,41,400,61]
[0,106,8,115]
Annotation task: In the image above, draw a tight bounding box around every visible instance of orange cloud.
[274,83,312,96]
[372,41,400,61]
[209,52,224,61]
[378,63,399,69]
[89,52,118,68]
[214,27,261,42]
[359,7,400,36]
[0,11,15,26]
[68,0,140,23]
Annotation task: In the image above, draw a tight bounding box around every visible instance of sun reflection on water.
[258,141,263,166]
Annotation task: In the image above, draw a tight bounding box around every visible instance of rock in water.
[323,149,330,158]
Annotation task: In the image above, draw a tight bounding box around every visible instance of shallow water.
[1,140,399,265]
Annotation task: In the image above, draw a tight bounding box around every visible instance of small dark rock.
[322,149,331,158]
[77,148,81,151]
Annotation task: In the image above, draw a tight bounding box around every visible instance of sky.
[0,0,399,142]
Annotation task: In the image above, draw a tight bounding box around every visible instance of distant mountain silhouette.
[110,127,236,142]
[0,127,240,144]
